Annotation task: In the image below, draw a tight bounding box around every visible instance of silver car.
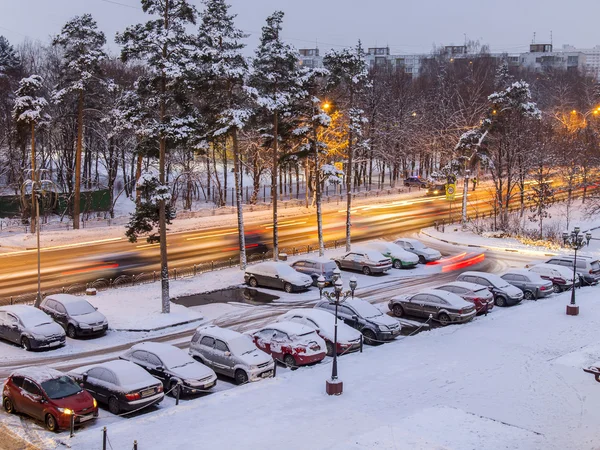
[290,257,339,285]
[393,238,442,263]
[189,325,275,385]
[0,305,65,351]
[501,269,553,300]
[332,249,392,275]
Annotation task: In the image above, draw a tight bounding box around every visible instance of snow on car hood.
[367,313,400,328]
[503,284,523,297]
[170,362,215,381]
[423,248,442,257]
[31,321,65,338]
[75,311,107,326]
[283,272,312,285]
[391,251,419,263]
[238,349,272,366]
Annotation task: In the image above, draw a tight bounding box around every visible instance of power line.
[98,0,141,10]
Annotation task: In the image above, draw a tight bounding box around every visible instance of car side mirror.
[275,275,279,278]
[82,373,88,383]
[156,366,164,372]
[224,351,231,357]
[94,307,98,311]
[352,315,358,321]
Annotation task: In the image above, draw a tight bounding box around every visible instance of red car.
[252,322,327,369]
[2,366,98,431]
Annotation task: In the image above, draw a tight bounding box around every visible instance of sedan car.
[0,305,65,351]
[332,249,392,275]
[251,322,326,369]
[278,308,362,356]
[456,271,524,307]
[365,241,419,269]
[244,262,313,293]
[314,297,401,345]
[404,176,428,188]
[290,257,339,285]
[70,360,164,415]
[190,325,274,384]
[2,366,98,431]
[435,281,494,314]
[393,238,442,263]
[120,342,217,397]
[426,184,446,196]
[40,294,108,338]
[501,269,553,300]
[389,289,476,325]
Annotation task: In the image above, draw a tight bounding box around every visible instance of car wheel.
[326,341,335,357]
[523,290,535,300]
[393,260,402,269]
[108,396,120,415]
[67,325,77,339]
[248,277,258,288]
[362,329,377,346]
[284,283,293,293]
[3,397,15,414]
[495,296,507,307]
[392,304,404,318]
[418,255,426,264]
[596,374,600,383]
[45,413,59,432]
[283,354,297,370]
[21,337,31,351]
[235,369,249,385]
[362,266,371,275]
[552,284,561,294]
[438,313,451,326]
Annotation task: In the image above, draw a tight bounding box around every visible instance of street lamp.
[562,227,592,316]
[321,274,357,396]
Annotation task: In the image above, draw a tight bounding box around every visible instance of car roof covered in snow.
[503,268,541,277]
[71,360,156,387]
[437,281,489,292]
[417,288,471,306]
[11,366,64,383]
[293,256,334,264]
[280,308,338,325]
[129,341,180,357]
[0,304,42,316]
[263,321,315,336]
[45,294,89,304]
[195,325,244,342]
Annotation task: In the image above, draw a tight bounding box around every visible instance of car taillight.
[125,392,141,401]
[471,297,480,303]
[540,285,547,291]
[590,270,593,274]
[296,347,306,353]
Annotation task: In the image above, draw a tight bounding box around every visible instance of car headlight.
[250,365,259,370]
[378,325,388,332]
[79,323,91,329]
[57,407,73,415]
[93,398,97,408]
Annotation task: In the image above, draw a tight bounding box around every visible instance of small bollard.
[175,382,181,406]
[359,335,363,353]
[102,427,107,450]
[272,360,277,378]
[134,440,138,450]
[70,413,75,437]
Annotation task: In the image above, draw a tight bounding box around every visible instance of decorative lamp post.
[322,275,358,396]
[317,275,326,299]
[562,227,592,316]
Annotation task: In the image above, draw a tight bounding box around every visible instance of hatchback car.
[393,238,442,263]
[426,184,446,196]
[244,262,313,293]
[120,342,217,397]
[0,305,65,351]
[40,294,108,338]
[528,263,580,293]
[70,360,163,415]
[404,176,428,188]
[456,271,524,307]
[278,308,362,356]
[290,257,339,285]
[435,281,495,314]
[332,249,392,275]
[500,269,553,300]
[251,322,326,369]
[389,288,476,325]
[364,241,419,269]
[2,366,98,431]
[190,325,274,384]
[314,297,401,345]
[543,255,600,286]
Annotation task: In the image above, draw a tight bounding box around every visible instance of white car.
[277,308,362,356]
[528,263,580,293]
[393,238,442,263]
[244,262,313,293]
[365,241,419,269]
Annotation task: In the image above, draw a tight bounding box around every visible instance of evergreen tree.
[0,36,20,77]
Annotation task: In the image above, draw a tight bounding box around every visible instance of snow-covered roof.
[11,366,64,383]
[503,268,535,276]
[0,304,39,316]
[293,256,335,264]
[419,288,470,305]
[130,342,176,357]
[438,281,489,292]
[0,305,53,327]
[268,321,315,336]
[281,308,337,325]
[45,293,87,304]
[196,325,243,342]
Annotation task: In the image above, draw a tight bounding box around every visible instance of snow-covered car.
[277,308,362,356]
[393,238,442,264]
[190,325,274,384]
[527,263,580,293]
[251,321,326,369]
[389,288,477,325]
[244,262,313,293]
[40,294,108,338]
[314,297,401,345]
[70,360,163,415]
[332,249,392,275]
[456,271,524,307]
[500,269,553,299]
[290,257,339,285]
[365,241,419,269]
[0,305,65,351]
[435,281,495,313]
[120,342,217,397]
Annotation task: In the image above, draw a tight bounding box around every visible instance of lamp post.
[562,227,592,316]
[461,169,470,226]
[320,274,357,396]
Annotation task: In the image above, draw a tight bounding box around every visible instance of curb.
[112,317,205,333]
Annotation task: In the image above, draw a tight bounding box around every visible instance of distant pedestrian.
[472,176,478,191]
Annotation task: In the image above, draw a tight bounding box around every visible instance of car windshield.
[18,309,53,328]
[411,241,426,250]
[277,265,297,276]
[228,335,258,355]
[485,274,510,288]
[348,300,382,319]
[322,261,337,272]
[41,376,82,400]
[63,300,96,316]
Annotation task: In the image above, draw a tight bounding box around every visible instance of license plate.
[141,388,154,398]
[79,414,94,423]
[204,381,215,389]
[93,326,103,331]
[49,340,61,347]
[261,370,273,378]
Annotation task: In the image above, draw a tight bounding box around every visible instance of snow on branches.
[12,75,49,125]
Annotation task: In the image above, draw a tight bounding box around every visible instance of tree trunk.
[314,127,324,256]
[73,90,84,229]
[272,111,279,260]
[346,101,354,252]
[135,152,143,206]
[30,122,36,234]
[233,128,247,269]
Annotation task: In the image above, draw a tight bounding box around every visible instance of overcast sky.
[1,0,599,56]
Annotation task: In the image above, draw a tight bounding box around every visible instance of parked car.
[364,241,419,269]
[2,366,98,431]
[244,262,313,293]
[543,255,600,286]
[404,176,428,188]
[456,271,524,307]
[393,238,442,263]
[388,288,476,325]
[434,281,495,314]
[314,297,401,345]
[426,183,446,196]
[500,269,553,300]
[190,325,274,385]
[39,294,108,339]
[120,342,217,397]
[332,249,392,275]
[70,360,163,415]
[0,305,65,351]
[251,322,326,369]
[278,308,362,356]
[528,263,580,293]
[290,257,339,285]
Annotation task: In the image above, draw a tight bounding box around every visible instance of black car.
[543,255,600,286]
[39,294,108,338]
[0,305,65,351]
[403,176,428,188]
[244,262,313,292]
[71,360,164,415]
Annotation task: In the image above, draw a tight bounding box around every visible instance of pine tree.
[117,0,197,313]
[0,36,20,77]
[52,14,106,230]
